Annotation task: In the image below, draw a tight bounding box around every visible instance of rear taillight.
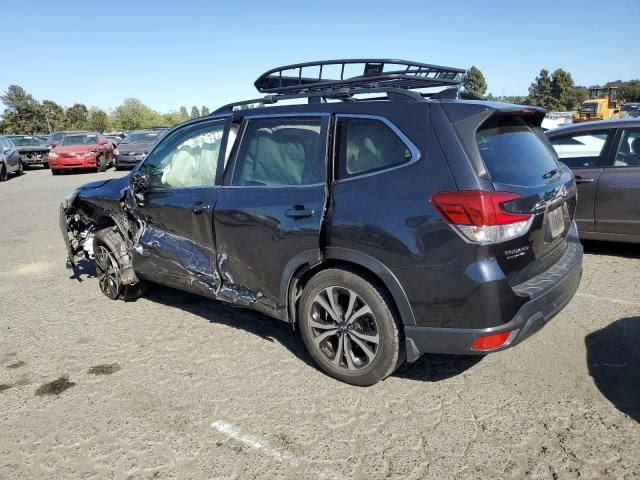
[429,190,533,244]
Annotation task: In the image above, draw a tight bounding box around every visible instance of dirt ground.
[1,168,638,480]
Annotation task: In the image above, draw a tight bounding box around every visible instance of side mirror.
[51,143,58,149]
[2,146,11,153]
[130,170,150,205]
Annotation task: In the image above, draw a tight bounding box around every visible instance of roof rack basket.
[254,59,465,95]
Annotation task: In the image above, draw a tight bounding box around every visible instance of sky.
[3,0,639,113]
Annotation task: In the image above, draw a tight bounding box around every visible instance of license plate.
[548,207,565,239]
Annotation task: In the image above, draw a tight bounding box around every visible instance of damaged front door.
[130,118,229,296]
[214,114,329,312]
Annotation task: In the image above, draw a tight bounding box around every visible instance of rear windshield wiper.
[542,168,561,180]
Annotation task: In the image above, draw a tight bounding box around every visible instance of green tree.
[178,106,189,122]
[461,66,487,100]
[528,69,552,106]
[87,107,109,131]
[201,106,210,116]
[41,100,65,132]
[65,103,89,129]
[110,98,155,130]
[0,85,44,133]
[190,106,200,119]
[550,69,576,110]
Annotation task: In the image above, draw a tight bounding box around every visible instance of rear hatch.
[476,114,577,285]
[435,102,577,286]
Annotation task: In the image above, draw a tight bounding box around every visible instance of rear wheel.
[97,155,107,172]
[298,268,403,386]
[94,228,148,301]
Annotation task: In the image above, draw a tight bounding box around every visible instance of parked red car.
[48,132,114,175]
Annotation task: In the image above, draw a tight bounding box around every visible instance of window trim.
[141,117,229,191]
[224,113,330,189]
[332,114,421,183]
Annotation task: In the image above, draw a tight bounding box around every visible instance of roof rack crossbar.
[254,59,465,95]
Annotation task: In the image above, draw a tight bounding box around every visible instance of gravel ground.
[1,168,638,480]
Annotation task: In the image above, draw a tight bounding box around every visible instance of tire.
[97,155,107,172]
[51,169,60,176]
[0,164,7,182]
[16,161,24,176]
[43,162,49,169]
[298,268,403,386]
[93,228,148,301]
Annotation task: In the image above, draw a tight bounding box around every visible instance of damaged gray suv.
[60,59,583,385]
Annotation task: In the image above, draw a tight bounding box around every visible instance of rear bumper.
[404,237,583,362]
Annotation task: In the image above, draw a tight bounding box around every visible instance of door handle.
[575,176,595,184]
[285,205,314,219]
[192,201,208,214]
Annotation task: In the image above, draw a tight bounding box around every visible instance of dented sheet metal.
[59,175,263,308]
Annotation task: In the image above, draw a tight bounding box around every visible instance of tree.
[110,98,155,130]
[162,111,183,127]
[87,107,109,132]
[178,106,189,122]
[65,103,89,129]
[528,69,552,105]
[550,69,576,110]
[0,85,44,133]
[461,66,487,100]
[201,106,210,116]
[190,106,200,119]
[41,100,65,132]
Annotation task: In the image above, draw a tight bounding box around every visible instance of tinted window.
[549,131,609,168]
[232,118,324,187]
[8,136,44,146]
[122,132,160,144]
[476,116,559,186]
[613,129,640,167]
[337,117,412,179]
[146,120,225,188]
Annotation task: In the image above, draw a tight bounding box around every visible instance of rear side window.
[550,131,610,168]
[232,118,324,187]
[336,117,413,179]
[476,116,559,186]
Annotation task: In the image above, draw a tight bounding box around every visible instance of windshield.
[121,132,159,144]
[8,136,45,147]
[59,135,97,146]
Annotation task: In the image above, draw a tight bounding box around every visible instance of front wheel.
[298,269,403,386]
[94,228,148,301]
[97,155,107,172]
[43,162,49,169]
[16,161,24,176]
[51,169,61,176]
[0,164,7,181]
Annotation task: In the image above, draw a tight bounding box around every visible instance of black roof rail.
[254,59,465,95]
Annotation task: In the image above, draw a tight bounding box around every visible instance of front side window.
[336,117,413,179]
[146,120,225,188]
[231,118,324,186]
[549,131,610,168]
[613,129,640,167]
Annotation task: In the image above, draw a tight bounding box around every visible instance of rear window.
[476,116,559,186]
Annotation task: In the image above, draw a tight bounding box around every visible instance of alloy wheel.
[308,286,380,370]
[95,245,121,300]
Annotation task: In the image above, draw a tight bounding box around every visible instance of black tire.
[298,268,403,386]
[51,169,60,176]
[43,162,49,169]
[97,155,107,172]
[0,164,7,182]
[16,161,24,176]
[93,228,148,301]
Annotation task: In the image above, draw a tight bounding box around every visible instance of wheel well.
[287,259,402,328]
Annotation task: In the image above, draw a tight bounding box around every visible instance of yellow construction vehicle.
[573,87,620,123]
